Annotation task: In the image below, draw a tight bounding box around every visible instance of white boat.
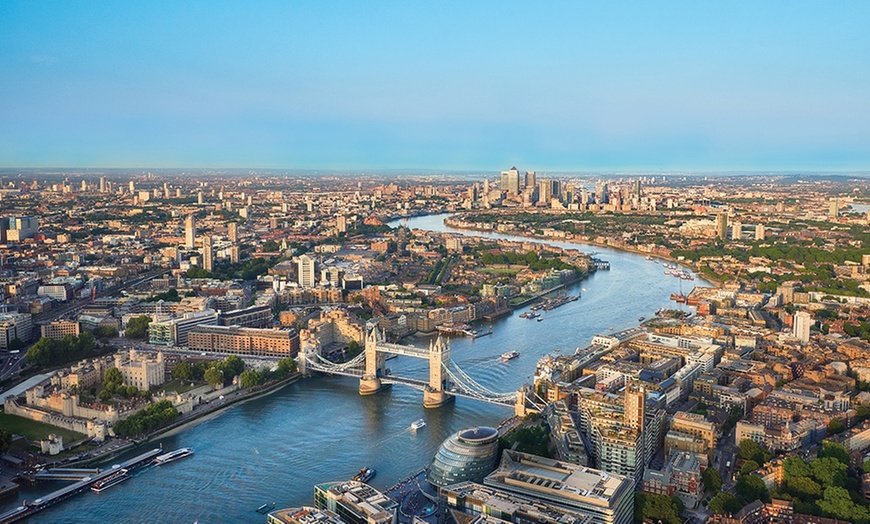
[410,419,426,431]
[91,469,130,493]
[501,350,519,361]
[155,447,194,464]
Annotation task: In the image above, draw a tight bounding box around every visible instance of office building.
[313,481,397,524]
[829,197,839,217]
[41,320,81,340]
[185,215,196,249]
[484,451,633,524]
[148,310,219,346]
[501,167,522,195]
[665,411,716,460]
[268,507,347,524]
[6,216,39,243]
[428,426,500,487]
[0,313,33,350]
[187,326,299,358]
[297,254,316,288]
[219,304,272,328]
[441,482,593,524]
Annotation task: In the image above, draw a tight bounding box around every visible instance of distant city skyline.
[1,2,868,171]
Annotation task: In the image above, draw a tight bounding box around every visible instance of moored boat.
[91,469,130,493]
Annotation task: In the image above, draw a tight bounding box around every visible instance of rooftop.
[485,451,630,508]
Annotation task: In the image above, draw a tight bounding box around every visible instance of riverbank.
[442,214,723,286]
[62,373,301,468]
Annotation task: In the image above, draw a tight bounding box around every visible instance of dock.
[0,448,163,524]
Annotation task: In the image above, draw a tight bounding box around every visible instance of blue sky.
[1,1,868,171]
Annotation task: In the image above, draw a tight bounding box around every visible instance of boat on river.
[410,419,427,431]
[501,350,520,361]
[91,469,130,493]
[352,467,376,483]
[155,448,194,465]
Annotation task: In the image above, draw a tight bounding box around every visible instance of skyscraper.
[716,212,728,240]
[297,254,316,288]
[793,311,812,344]
[201,236,214,272]
[185,215,196,249]
[227,222,238,243]
[501,167,521,195]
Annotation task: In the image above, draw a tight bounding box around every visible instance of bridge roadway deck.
[375,342,430,358]
[0,448,163,524]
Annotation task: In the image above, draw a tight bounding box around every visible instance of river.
[2,213,709,523]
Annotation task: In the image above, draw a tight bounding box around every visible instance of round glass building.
[427,426,500,488]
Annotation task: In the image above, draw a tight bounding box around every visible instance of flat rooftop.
[484,451,630,508]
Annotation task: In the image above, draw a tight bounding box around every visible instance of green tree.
[827,419,845,435]
[736,474,770,503]
[703,466,723,492]
[94,325,119,339]
[222,355,245,377]
[633,492,683,524]
[811,457,847,488]
[204,366,224,387]
[708,492,741,515]
[818,441,850,465]
[864,458,870,474]
[738,439,770,464]
[99,389,112,402]
[783,456,812,479]
[125,315,152,339]
[172,363,192,381]
[277,357,297,375]
[785,476,822,499]
[126,386,139,397]
[104,367,123,392]
[740,460,760,476]
[239,370,264,388]
[25,338,54,367]
[817,486,870,523]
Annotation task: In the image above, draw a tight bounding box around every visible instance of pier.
[0,448,163,524]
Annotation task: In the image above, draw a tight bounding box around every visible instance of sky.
[1,1,869,172]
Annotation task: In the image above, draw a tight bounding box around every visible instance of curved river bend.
[3,213,707,523]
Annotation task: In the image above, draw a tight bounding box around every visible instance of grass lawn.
[161,378,203,394]
[0,411,87,443]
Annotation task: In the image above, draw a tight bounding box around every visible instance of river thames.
[2,213,708,523]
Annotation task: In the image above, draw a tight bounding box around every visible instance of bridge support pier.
[423,387,454,408]
[359,376,388,396]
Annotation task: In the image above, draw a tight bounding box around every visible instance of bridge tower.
[423,335,453,408]
[359,327,388,395]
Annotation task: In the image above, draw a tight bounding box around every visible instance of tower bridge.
[300,328,542,415]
